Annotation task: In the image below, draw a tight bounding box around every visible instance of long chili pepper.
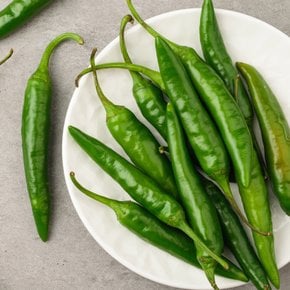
[0,0,52,39]
[70,172,248,282]
[89,49,178,199]
[237,62,290,215]
[0,49,13,65]
[22,33,84,241]
[200,0,267,179]
[166,103,223,290]
[126,0,253,190]
[119,15,167,140]
[204,181,271,290]
[235,151,279,288]
[155,36,268,236]
[68,126,229,269]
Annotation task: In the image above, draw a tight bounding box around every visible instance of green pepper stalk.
[68,126,229,269]
[70,172,248,282]
[0,49,13,65]
[0,0,52,39]
[166,103,223,290]
[89,48,178,199]
[119,15,168,140]
[22,33,84,241]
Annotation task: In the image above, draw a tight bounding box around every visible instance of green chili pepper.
[22,33,84,241]
[70,172,248,282]
[200,0,268,180]
[0,0,52,39]
[166,103,223,290]
[155,36,267,235]
[127,0,253,190]
[68,125,229,269]
[89,49,178,199]
[119,15,167,140]
[204,180,271,290]
[235,151,279,288]
[0,49,13,65]
[237,62,290,216]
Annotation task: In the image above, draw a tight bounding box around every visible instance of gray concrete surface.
[0,1,289,289]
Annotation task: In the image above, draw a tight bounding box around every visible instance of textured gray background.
[0,1,289,289]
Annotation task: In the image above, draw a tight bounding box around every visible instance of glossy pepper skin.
[166,103,223,289]
[204,181,271,290]
[236,151,279,288]
[68,126,228,269]
[200,0,267,179]
[22,33,84,241]
[0,0,52,39]
[89,49,178,199]
[0,49,13,65]
[154,37,263,235]
[70,172,248,282]
[127,0,253,189]
[237,62,290,215]
[119,15,167,140]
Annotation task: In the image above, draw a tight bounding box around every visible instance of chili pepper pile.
[1,0,289,289]
[68,0,290,289]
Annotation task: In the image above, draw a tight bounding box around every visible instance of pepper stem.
[0,49,13,65]
[70,172,119,210]
[75,63,165,91]
[179,222,229,270]
[120,15,134,64]
[38,33,84,71]
[218,177,272,236]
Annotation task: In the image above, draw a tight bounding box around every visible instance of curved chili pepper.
[200,0,268,180]
[0,49,13,65]
[166,103,223,290]
[204,181,271,290]
[22,33,84,241]
[119,15,167,140]
[126,0,253,189]
[89,48,178,199]
[237,62,290,215]
[0,0,52,39]
[70,172,248,282]
[68,125,229,269]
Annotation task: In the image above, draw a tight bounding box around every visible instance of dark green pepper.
[68,125,229,269]
[0,0,52,39]
[70,172,248,282]
[22,33,84,241]
[204,181,271,290]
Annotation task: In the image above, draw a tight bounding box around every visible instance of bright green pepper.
[0,0,52,39]
[68,125,229,269]
[70,172,247,282]
[22,33,84,241]
[89,48,178,198]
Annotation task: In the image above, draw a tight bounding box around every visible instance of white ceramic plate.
[62,8,290,289]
